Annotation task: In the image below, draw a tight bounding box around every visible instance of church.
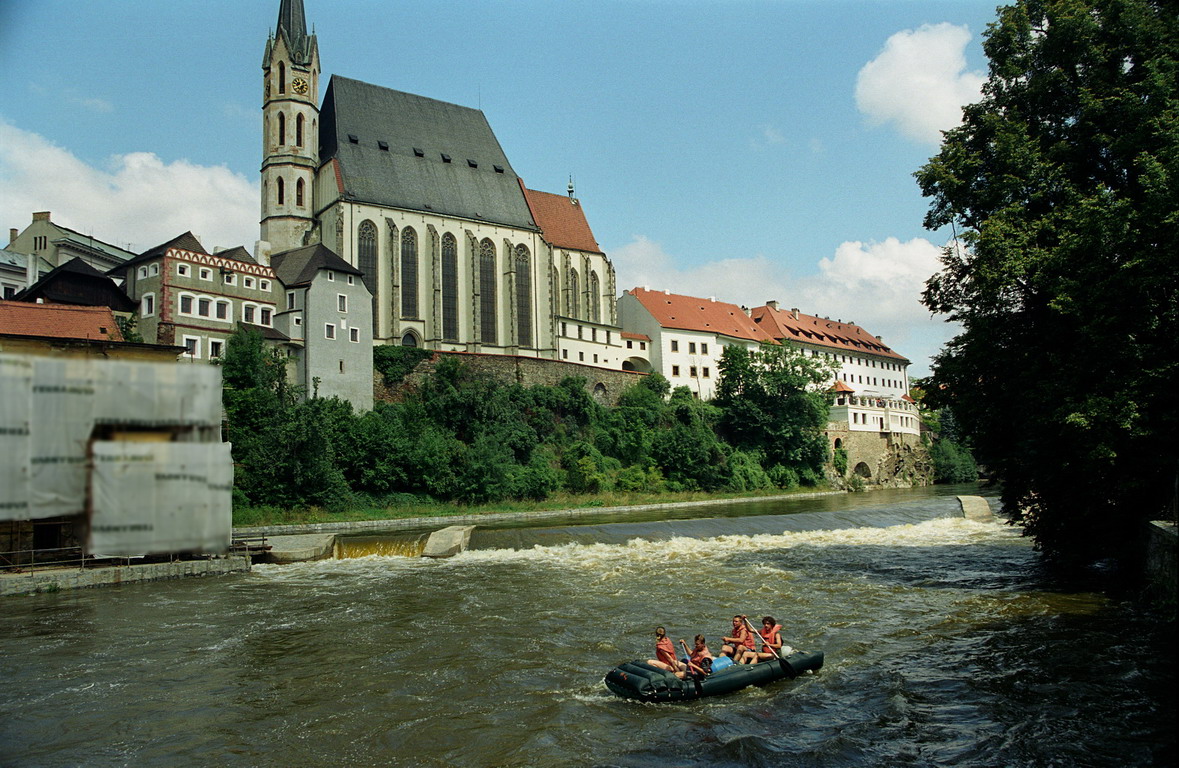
[259,0,628,369]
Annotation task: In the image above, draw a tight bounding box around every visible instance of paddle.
[743,616,784,658]
[678,639,707,677]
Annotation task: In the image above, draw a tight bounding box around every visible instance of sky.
[0,0,1002,376]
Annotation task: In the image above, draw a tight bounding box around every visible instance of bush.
[767,464,799,490]
[373,345,432,387]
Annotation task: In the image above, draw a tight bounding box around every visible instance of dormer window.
[378,141,389,151]
[467,159,478,168]
[348,134,359,144]
[413,148,424,157]
[441,153,451,163]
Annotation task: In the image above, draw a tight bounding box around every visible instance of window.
[278,112,286,145]
[216,301,229,320]
[578,351,584,361]
[296,113,304,147]
[278,61,286,94]
[672,365,680,377]
[350,327,360,343]
[689,366,698,378]
[671,340,679,352]
[578,326,583,340]
[243,304,256,324]
[593,354,599,363]
[199,268,212,281]
[183,337,200,358]
[592,328,597,342]
[180,295,193,314]
[627,340,633,349]
[515,244,531,347]
[244,277,255,289]
[401,331,417,347]
[588,271,601,323]
[347,275,354,285]
[562,349,568,359]
[689,342,696,354]
[293,316,302,326]
[277,177,284,205]
[568,270,580,318]
[701,344,708,355]
[260,308,272,326]
[296,178,304,207]
[325,323,336,339]
[400,226,418,318]
[287,292,296,310]
[337,294,348,313]
[441,233,458,341]
[224,272,236,285]
[138,267,148,279]
[703,367,711,378]
[142,294,155,317]
[479,238,496,344]
[339,360,345,374]
[209,340,223,359]
[177,263,190,277]
[260,279,270,291]
[327,271,334,281]
[198,298,211,317]
[640,342,646,351]
[561,322,567,336]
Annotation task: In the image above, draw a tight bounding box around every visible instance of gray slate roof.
[270,243,362,288]
[320,76,538,231]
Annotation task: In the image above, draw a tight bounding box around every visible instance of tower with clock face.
[261,0,320,252]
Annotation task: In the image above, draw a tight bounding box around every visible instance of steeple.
[275,0,313,65]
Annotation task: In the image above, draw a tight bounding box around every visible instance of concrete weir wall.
[0,555,252,597]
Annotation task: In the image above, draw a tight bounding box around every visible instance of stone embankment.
[0,555,251,598]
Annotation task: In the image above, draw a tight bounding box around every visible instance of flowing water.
[1,486,1174,767]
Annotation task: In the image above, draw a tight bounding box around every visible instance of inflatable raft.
[604,649,824,703]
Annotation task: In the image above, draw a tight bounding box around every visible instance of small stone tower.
[260,0,320,251]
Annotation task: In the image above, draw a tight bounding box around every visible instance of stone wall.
[374,350,646,406]
[827,424,933,488]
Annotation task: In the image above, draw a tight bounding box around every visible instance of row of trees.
[221,330,840,510]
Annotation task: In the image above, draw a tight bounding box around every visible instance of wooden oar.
[678,639,707,676]
[743,616,780,657]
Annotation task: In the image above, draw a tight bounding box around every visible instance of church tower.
[261,0,320,252]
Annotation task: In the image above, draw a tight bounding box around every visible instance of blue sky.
[0,0,1001,375]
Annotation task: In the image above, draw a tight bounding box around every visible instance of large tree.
[916,0,1177,572]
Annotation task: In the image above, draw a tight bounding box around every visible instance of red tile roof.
[620,331,650,341]
[751,304,908,363]
[626,287,776,344]
[0,302,124,342]
[521,185,602,254]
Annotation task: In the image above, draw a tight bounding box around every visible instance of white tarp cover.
[0,354,226,522]
[89,441,233,556]
[0,356,33,521]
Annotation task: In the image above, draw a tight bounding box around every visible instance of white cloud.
[0,121,258,254]
[610,234,959,375]
[855,23,985,146]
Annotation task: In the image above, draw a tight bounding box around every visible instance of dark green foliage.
[929,439,979,484]
[832,447,849,477]
[372,344,432,386]
[916,0,1178,570]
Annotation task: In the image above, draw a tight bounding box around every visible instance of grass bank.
[232,485,834,528]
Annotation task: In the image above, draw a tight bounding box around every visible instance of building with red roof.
[617,287,777,399]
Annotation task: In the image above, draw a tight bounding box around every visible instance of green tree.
[915,0,1178,571]
[714,343,834,475]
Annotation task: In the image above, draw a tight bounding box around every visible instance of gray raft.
[604,649,824,702]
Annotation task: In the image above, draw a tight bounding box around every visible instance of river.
[1,485,1174,767]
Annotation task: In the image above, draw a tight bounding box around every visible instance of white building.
[616,287,777,400]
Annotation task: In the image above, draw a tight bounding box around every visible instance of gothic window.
[401,227,418,318]
[296,178,305,207]
[569,270,580,319]
[442,233,458,341]
[278,62,286,94]
[515,244,532,348]
[357,220,377,299]
[296,113,304,147]
[589,271,601,323]
[277,177,285,205]
[278,112,285,145]
[401,331,418,347]
[479,239,497,344]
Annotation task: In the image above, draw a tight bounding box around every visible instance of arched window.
[278,62,286,94]
[441,233,458,341]
[400,227,418,318]
[515,245,532,348]
[569,270,580,319]
[296,113,304,147]
[401,331,418,347]
[589,271,601,323]
[278,112,285,145]
[357,220,377,298]
[296,178,305,207]
[277,177,285,205]
[479,239,496,344]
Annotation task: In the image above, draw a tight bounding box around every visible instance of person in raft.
[647,626,685,677]
[742,616,783,664]
[683,634,714,677]
[720,614,756,663]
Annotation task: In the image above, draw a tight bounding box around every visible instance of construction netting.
[0,354,230,554]
[89,441,233,556]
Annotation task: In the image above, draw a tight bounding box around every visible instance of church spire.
[275,0,312,65]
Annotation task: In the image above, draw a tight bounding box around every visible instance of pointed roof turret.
[274,0,315,65]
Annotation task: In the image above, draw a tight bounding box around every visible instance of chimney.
[741,305,751,316]
[254,240,273,267]
[32,211,51,222]
[708,296,716,302]
[213,246,227,254]
[766,300,779,310]
[791,308,800,320]
[26,253,38,285]
[8,228,18,245]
